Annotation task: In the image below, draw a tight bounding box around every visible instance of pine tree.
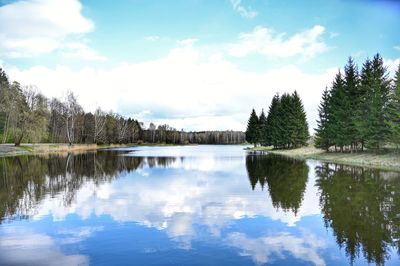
[265,94,281,148]
[315,88,331,151]
[279,93,292,148]
[246,109,259,147]
[365,54,391,149]
[290,91,309,147]
[387,64,400,148]
[357,58,374,151]
[329,70,349,151]
[344,57,361,151]
[258,109,267,145]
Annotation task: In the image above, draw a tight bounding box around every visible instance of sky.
[0,0,399,131]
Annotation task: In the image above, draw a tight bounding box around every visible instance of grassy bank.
[0,142,199,157]
[247,145,400,171]
[0,143,134,157]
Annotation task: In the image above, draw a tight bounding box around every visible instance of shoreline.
[246,146,400,172]
[0,143,198,157]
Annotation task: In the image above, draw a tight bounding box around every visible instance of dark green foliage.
[315,54,397,152]
[315,163,400,265]
[258,109,267,145]
[255,92,309,149]
[387,65,400,147]
[246,154,309,214]
[315,88,331,151]
[365,54,391,149]
[245,109,259,146]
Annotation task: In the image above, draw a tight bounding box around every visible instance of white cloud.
[228,25,328,59]
[7,42,335,131]
[0,230,88,266]
[394,46,400,51]
[177,38,198,46]
[227,231,327,266]
[0,0,102,60]
[384,57,400,77]
[145,35,160,41]
[61,42,107,61]
[230,0,257,19]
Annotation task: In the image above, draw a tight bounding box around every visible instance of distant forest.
[0,68,245,146]
[245,91,309,148]
[315,54,400,151]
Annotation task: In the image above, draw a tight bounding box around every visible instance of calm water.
[0,145,400,266]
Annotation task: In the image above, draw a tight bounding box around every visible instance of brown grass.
[247,145,400,171]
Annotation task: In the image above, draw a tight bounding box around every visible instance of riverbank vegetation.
[0,68,244,146]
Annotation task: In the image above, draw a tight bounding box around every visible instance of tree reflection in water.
[0,151,177,223]
[245,153,309,214]
[315,163,400,265]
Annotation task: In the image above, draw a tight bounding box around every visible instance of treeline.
[0,68,245,146]
[245,91,309,148]
[315,54,400,152]
[141,125,245,145]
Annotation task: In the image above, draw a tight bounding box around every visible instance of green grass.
[247,145,400,171]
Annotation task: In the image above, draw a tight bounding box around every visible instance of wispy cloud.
[61,42,107,61]
[230,0,257,19]
[228,25,328,59]
[145,35,160,41]
[394,45,400,51]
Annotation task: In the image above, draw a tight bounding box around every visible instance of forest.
[245,91,309,148]
[0,68,245,146]
[315,54,400,152]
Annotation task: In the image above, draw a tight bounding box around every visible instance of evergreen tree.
[290,91,309,147]
[387,64,400,148]
[329,70,349,151]
[365,54,391,149]
[315,88,331,151]
[357,58,374,151]
[245,109,259,147]
[258,109,267,145]
[278,93,292,148]
[265,94,281,148]
[344,57,361,151]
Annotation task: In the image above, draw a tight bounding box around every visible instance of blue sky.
[1,0,399,131]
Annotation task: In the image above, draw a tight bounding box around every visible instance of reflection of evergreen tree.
[246,153,309,214]
[0,151,176,223]
[315,163,400,265]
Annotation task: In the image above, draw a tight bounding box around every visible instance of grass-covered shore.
[0,143,195,157]
[247,145,400,171]
[0,143,133,157]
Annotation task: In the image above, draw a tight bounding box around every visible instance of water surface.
[0,145,399,265]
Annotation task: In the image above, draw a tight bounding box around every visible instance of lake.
[0,145,399,266]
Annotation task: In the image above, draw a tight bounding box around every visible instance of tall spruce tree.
[365,54,391,149]
[329,70,349,151]
[357,58,374,151]
[344,57,361,151]
[290,91,309,147]
[246,109,259,147]
[279,93,292,148]
[265,94,281,148]
[258,109,267,145]
[387,64,400,148]
[315,88,331,151]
